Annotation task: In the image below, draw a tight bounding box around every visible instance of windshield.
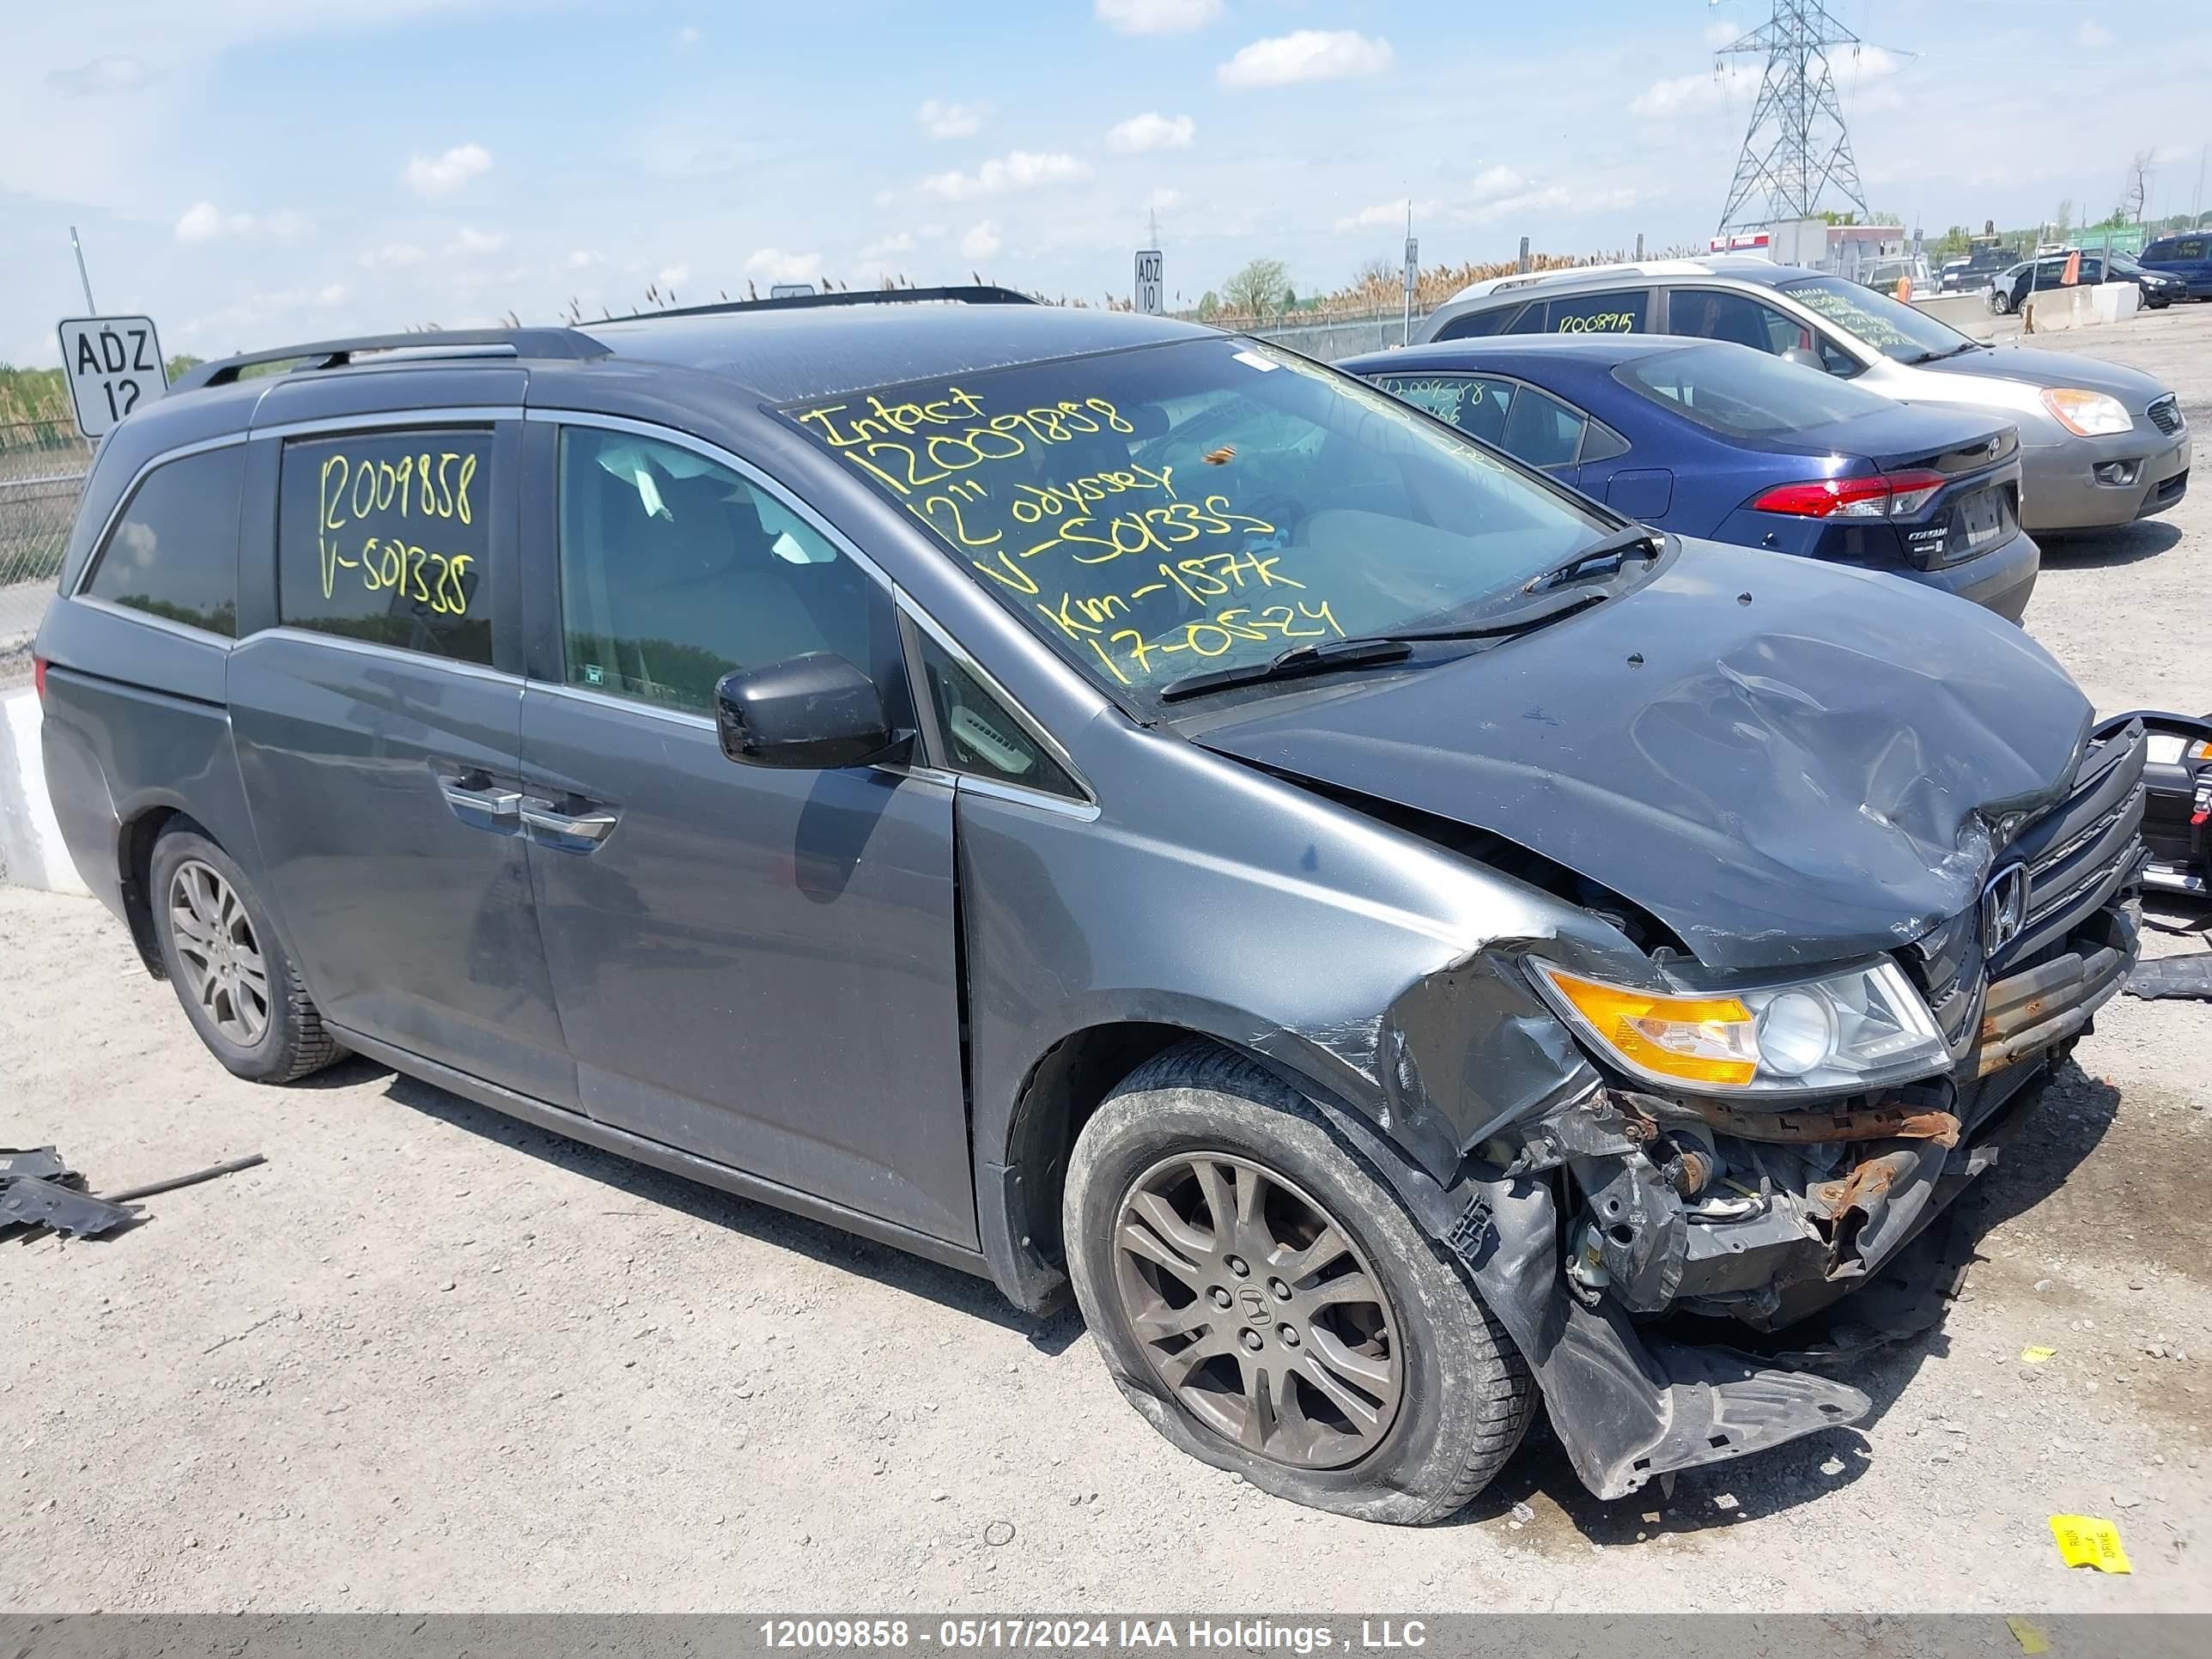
[779,337,1610,707]
[1777,274,1977,362]
[1616,343,1895,437]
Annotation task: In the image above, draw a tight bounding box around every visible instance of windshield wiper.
[1519,525,1664,594]
[1158,636,1413,702]
[1911,340,1984,364]
[1158,587,1613,703]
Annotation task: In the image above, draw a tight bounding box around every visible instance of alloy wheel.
[167,859,271,1048]
[1110,1152,1402,1469]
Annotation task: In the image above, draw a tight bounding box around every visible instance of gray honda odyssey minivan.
[34,289,2146,1523]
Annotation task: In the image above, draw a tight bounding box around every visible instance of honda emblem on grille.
[1981,864,2029,951]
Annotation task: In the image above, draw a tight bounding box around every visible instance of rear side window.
[276,429,494,665]
[82,446,243,637]
[1541,290,1646,335]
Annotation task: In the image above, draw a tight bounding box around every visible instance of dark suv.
[34,290,2147,1523]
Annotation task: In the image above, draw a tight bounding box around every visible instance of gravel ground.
[3,309,2209,1614]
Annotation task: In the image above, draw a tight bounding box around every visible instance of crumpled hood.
[1920,343,2172,405]
[1188,540,2093,972]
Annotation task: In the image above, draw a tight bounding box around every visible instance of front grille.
[2148,395,2183,435]
[1987,720,2148,975]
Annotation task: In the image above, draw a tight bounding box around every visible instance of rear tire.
[1063,1040,1534,1524]
[149,826,342,1084]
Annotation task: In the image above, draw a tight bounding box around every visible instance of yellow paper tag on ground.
[2050,1513,2132,1573]
[2021,1346,2058,1364]
[2006,1616,2051,1655]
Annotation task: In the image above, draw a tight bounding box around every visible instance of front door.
[516,418,974,1246]
[228,405,574,1104]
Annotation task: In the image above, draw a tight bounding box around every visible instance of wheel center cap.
[1236,1285,1268,1320]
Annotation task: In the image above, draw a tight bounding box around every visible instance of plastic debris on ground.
[2124,952,2212,1001]
[0,1146,265,1242]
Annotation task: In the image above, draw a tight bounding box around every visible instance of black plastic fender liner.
[1248,1061,1869,1500]
[1455,1173,1870,1500]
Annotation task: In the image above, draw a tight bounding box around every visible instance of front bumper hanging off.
[1449,723,2148,1500]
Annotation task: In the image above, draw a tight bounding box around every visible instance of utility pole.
[1715,2,1877,235]
[70,226,96,312]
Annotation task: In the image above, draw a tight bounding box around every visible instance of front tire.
[149,826,342,1084]
[1990,289,2013,315]
[1063,1041,1534,1524]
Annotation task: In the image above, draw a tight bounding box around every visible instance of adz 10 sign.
[58,315,168,439]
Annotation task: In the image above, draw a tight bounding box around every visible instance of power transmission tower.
[1715,1,1873,234]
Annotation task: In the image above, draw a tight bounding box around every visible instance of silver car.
[1417,258,2190,533]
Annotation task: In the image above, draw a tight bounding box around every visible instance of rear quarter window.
[1433,304,1527,341]
[81,445,245,638]
[276,429,494,665]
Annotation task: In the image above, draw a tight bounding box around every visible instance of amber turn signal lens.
[1534,966,1758,1088]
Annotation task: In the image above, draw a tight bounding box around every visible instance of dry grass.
[1201,246,1706,329]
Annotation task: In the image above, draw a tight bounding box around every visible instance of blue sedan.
[1338,335,2039,621]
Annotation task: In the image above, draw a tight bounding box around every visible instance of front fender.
[951,724,1623,1310]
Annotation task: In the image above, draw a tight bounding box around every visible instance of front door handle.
[519,797,620,848]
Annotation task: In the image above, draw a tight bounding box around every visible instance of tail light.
[33,655,48,702]
[1751,469,1948,520]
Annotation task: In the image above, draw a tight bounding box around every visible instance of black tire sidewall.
[1064,1059,1525,1523]
[149,829,300,1080]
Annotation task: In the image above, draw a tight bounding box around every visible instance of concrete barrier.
[1911,294,2000,337]
[0,684,88,894]
[2023,282,2142,334]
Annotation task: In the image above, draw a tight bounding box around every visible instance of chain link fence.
[1,420,90,669]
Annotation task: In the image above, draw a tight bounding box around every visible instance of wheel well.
[1001,1021,1201,1283]
[118,806,192,978]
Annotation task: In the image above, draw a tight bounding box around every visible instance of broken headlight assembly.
[1527,957,1948,1096]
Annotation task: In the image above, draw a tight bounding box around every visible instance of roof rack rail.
[171,327,610,392]
[619,284,1039,322]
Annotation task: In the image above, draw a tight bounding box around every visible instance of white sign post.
[58,315,167,439]
[1133,248,1164,316]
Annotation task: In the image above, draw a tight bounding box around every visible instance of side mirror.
[714,653,902,769]
[1778,346,1826,373]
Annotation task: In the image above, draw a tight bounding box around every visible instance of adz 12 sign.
[58,315,168,439]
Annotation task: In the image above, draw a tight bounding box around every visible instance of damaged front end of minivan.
[1179,547,2153,1501]
[1320,714,2147,1502]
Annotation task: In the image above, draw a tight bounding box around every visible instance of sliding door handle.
[519,799,620,847]
[438,775,521,826]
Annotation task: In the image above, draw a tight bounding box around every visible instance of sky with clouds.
[3,0,2207,366]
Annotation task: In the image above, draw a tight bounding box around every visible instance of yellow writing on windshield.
[792,379,1349,685]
